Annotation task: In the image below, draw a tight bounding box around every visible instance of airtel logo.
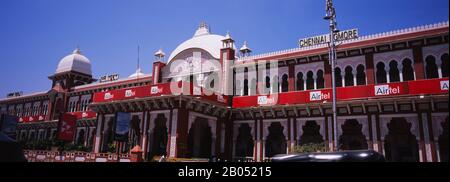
[125,90,136,97]
[310,91,330,101]
[258,96,275,105]
[374,85,401,96]
[104,93,114,100]
[151,86,162,94]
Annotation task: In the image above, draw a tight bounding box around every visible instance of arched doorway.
[281,74,289,92]
[335,68,343,87]
[299,121,324,145]
[188,117,212,158]
[384,117,419,162]
[77,129,85,146]
[296,72,304,91]
[265,122,287,158]
[356,65,366,85]
[438,117,449,162]
[425,55,439,79]
[306,71,314,90]
[235,123,254,158]
[339,119,368,150]
[376,62,387,84]
[442,54,449,77]
[402,59,415,81]
[102,117,115,152]
[389,60,400,82]
[316,70,325,89]
[150,114,168,158]
[345,66,354,86]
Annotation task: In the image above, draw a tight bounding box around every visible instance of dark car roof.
[271,150,385,162]
[0,133,27,162]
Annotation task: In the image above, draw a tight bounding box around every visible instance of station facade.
[0,22,448,162]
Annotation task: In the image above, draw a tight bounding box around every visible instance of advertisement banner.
[115,112,131,142]
[57,113,77,141]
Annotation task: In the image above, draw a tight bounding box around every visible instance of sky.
[0,0,448,98]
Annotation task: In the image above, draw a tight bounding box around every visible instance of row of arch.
[376,54,448,83]
[234,117,449,162]
[237,66,366,96]
[236,53,449,96]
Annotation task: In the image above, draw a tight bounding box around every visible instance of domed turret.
[55,48,92,76]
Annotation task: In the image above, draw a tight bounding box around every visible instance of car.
[271,150,385,162]
[0,132,27,162]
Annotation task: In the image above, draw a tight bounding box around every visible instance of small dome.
[128,68,146,78]
[240,41,252,52]
[55,48,92,75]
[154,48,165,58]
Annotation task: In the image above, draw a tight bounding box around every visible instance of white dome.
[55,48,92,75]
[128,68,147,78]
[168,24,235,62]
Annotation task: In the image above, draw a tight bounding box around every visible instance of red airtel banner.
[233,78,449,108]
[18,115,46,123]
[92,81,229,105]
[67,111,97,120]
[57,113,77,141]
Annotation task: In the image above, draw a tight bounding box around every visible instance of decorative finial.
[199,21,207,28]
[73,46,81,54]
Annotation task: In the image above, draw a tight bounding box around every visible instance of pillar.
[417,112,427,162]
[412,46,425,80]
[94,114,104,153]
[367,114,374,150]
[152,61,166,84]
[421,112,437,162]
[175,108,189,158]
[365,54,375,84]
[288,64,295,91]
[374,114,383,154]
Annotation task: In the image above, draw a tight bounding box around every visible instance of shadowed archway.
[265,122,287,158]
[339,119,368,150]
[188,117,212,158]
[384,117,419,162]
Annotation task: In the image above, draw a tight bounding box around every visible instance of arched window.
[356,65,366,85]
[344,66,354,86]
[272,76,279,93]
[296,72,304,91]
[316,70,324,89]
[243,79,249,96]
[335,68,343,87]
[389,60,400,82]
[425,55,439,79]
[265,76,271,94]
[376,62,387,84]
[306,71,314,90]
[442,54,449,77]
[281,74,289,92]
[244,67,248,79]
[402,59,415,81]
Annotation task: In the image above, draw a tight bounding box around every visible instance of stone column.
[94,114,104,153]
[412,46,425,80]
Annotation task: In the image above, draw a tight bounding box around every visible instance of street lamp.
[324,0,339,151]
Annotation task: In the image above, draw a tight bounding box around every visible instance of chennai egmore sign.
[299,29,359,47]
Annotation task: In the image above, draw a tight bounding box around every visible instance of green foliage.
[290,142,327,154]
[107,143,116,153]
